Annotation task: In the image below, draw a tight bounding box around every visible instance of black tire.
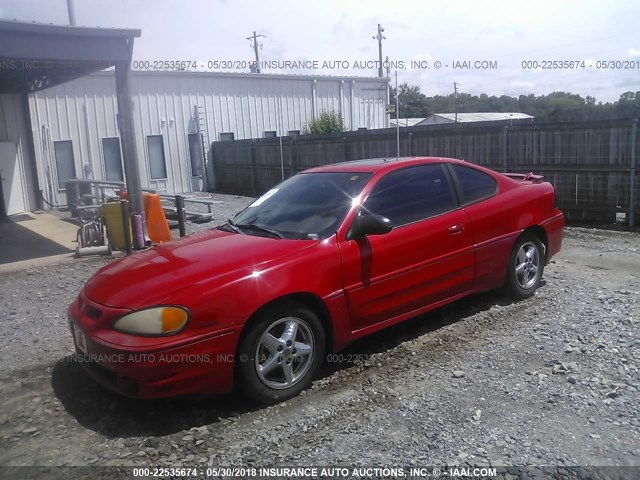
[504,233,545,300]
[236,303,326,405]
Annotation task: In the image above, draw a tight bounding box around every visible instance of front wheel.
[236,303,325,404]
[504,234,545,300]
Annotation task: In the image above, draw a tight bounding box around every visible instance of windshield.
[229,172,372,239]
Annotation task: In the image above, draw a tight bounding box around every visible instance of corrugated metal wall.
[29,71,388,204]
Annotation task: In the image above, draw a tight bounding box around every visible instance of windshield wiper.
[235,223,285,239]
[223,219,245,235]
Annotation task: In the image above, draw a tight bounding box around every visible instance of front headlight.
[113,306,190,336]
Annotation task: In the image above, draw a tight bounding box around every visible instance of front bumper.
[68,295,241,399]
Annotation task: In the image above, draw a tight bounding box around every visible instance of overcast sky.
[1,0,638,103]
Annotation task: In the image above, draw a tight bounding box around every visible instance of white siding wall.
[0,93,36,214]
[29,71,388,203]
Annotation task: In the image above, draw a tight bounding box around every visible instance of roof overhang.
[0,20,141,93]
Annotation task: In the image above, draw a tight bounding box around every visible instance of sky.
[1,0,638,103]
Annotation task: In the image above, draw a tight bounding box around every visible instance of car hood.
[83,228,319,309]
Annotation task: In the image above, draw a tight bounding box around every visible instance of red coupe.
[68,157,564,404]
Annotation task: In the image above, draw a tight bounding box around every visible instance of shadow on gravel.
[51,356,257,438]
[51,287,534,438]
[320,288,525,376]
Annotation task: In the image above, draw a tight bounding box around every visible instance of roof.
[0,19,140,93]
[305,156,468,174]
[427,112,534,122]
[389,118,427,127]
[90,69,390,83]
[0,19,141,38]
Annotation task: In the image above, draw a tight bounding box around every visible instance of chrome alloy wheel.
[514,241,541,289]
[255,317,315,390]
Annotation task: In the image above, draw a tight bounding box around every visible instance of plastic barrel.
[102,202,132,251]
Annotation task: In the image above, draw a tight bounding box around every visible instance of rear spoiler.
[502,172,545,183]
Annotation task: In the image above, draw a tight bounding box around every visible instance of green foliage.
[389,86,640,122]
[304,111,346,134]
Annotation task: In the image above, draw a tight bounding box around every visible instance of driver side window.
[363,164,456,227]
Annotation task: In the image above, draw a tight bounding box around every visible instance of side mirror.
[347,213,393,240]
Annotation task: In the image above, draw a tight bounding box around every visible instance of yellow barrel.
[102,202,132,251]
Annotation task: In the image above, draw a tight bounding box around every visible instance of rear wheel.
[504,233,545,300]
[236,303,325,404]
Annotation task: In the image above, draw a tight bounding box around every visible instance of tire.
[504,233,545,300]
[236,303,326,405]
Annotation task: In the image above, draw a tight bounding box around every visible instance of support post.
[175,195,186,238]
[115,43,145,239]
[630,118,638,227]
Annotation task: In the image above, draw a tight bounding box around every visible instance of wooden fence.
[210,118,639,224]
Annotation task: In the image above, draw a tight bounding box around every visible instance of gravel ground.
[0,194,638,478]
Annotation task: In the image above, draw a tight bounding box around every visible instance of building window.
[264,131,277,138]
[358,127,368,131]
[288,130,301,138]
[188,133,203,176]
[53,140,76,189]
[219,132,235,142]
[147,135,167,179]
[102,137,124,182]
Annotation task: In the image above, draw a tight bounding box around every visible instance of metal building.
[28,71,389,206]
[420,112,534,125]
[0,20,140,218]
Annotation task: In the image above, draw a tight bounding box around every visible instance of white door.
[0,142,26,216]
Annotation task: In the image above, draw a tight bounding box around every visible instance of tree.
[304,111,346,134]
[390,83,429,118]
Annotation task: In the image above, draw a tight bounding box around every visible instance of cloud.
[627,47,640,57]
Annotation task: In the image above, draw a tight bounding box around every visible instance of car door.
[338,164,475,332]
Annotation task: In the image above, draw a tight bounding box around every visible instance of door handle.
[448,224,464,234]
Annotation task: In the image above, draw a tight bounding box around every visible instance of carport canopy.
[0,19,140,92]
[0,19,144,223]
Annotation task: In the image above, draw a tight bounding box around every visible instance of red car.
[68,157,564,404]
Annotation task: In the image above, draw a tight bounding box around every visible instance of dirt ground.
[0,211,638,478]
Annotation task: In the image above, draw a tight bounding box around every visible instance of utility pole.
[66,0,76,25]
[372,24,385,78]
[454,82,459,123]
[247,31,265,73]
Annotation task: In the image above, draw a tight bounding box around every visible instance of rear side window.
[451,165,497,204]
[364,164,456,227]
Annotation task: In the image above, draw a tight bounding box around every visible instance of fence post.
[408,131,413,157]
[175,194,186,238]
[502,126,509,172]
[250,141,257,196]
[343,137,348,162]
[631,117,638,227]
[290,139,296,176]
